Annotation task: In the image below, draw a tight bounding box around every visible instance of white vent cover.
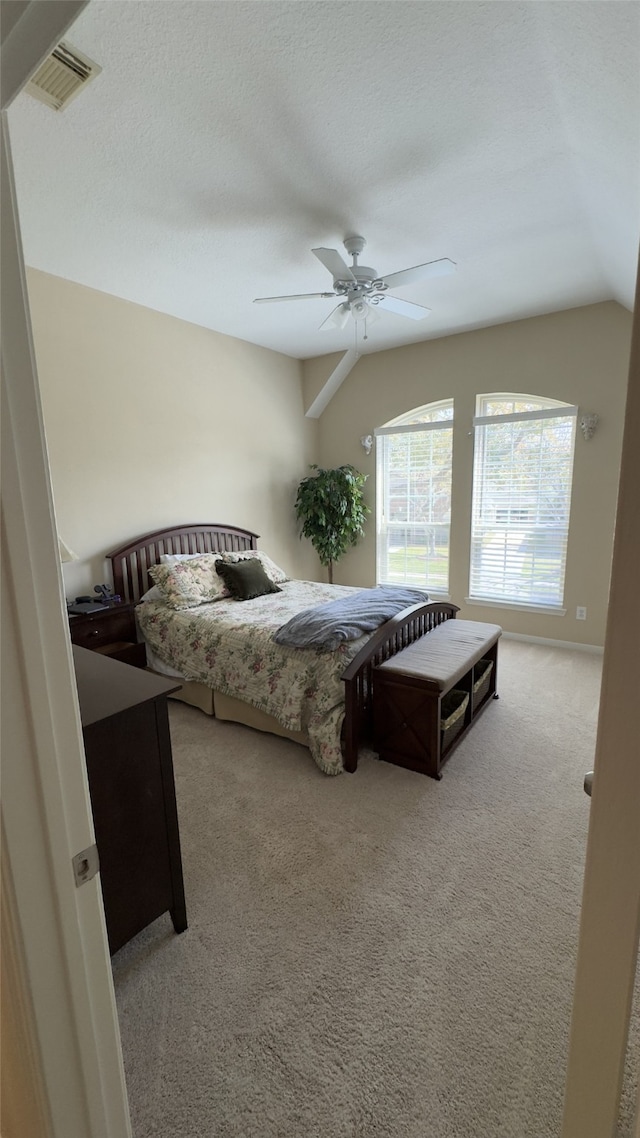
[26,42,101,111]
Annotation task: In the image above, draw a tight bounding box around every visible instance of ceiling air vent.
[26,42,101,111]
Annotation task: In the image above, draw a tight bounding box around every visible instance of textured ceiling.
[8,0,640,360]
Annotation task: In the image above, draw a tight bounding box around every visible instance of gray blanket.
[273,586,430,651]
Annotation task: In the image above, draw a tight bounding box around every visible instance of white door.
[561,262,640,1136]
[1,4,131,1136]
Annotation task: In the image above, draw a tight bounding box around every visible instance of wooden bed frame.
[106,523,458,773]
[108,522,259,602]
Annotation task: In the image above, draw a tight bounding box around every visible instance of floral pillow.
[219,549,289,584]
[148,553,229,609]
[160,551,210,564]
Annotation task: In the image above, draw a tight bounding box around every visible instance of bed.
[107,523,458,775]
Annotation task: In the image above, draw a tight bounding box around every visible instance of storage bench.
[373,619,502,779]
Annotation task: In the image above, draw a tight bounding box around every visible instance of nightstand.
[68,602,147,668]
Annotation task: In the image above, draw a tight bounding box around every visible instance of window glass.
[376,401,453,593]
[391,401,454,426]
[470,394,577,607]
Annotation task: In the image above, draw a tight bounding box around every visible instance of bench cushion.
[376,619,502,691]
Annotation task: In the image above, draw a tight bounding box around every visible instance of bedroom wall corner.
[25,268,321,595]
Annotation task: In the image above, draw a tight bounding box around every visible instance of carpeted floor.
[112,640,638,1138]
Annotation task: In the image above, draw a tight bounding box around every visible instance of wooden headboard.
[106,523,259,603]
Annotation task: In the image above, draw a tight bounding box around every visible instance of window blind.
[376,419,453,593]
[469,405,577,607]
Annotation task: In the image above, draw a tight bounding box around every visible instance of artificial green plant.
[294,464,370,583]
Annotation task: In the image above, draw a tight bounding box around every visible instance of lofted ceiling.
[8,0,640,362]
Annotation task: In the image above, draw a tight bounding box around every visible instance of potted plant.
[294,464,370,583]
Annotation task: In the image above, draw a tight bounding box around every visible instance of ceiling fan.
[254,235,456,333]
[255,235,456,419]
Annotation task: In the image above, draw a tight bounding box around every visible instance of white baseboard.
[501,631,604,654]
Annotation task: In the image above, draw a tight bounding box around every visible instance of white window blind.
[376,402,453,593]
[469,398,577,608]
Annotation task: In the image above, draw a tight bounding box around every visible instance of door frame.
[2,4,638,1136]
[561,258,640,1136]
[1,4,131,1136]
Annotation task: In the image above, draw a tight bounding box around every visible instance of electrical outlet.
[576,606,587,620]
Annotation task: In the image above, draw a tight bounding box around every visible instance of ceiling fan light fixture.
[331,302,350,329]
[349,297,380,324]
[318,302,351,332]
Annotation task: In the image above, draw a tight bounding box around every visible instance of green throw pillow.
[216,557,282,601]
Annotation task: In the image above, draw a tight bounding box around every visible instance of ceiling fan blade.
[381,258,456,290]
[319,303,350,331]
[376,295,431,320]
[311,247,356,282]
[254,291,335,303]
[305,349,360,419]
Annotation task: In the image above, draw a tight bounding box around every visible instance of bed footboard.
[341,601,458,773]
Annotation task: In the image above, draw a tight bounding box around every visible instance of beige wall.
[26,271,631,645]
[304,302,632,645]
[26,269,319,598]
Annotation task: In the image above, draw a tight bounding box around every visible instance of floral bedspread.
[136,581,369,775]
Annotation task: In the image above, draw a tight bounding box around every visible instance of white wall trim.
[305,348,360,418]
[501,631,604,654]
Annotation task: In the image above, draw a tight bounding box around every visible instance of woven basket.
[440,689,469,752]
[472,658,493,706]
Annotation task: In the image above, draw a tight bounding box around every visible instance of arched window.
[375,400,454,593]
[469,393,577,608]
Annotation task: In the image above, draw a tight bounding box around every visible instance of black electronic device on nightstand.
[68,600,109,615]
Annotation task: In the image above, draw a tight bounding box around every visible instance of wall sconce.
[579,413,599,441]
[360,434,373,455]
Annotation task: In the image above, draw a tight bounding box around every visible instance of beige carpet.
[112,640,638,1138]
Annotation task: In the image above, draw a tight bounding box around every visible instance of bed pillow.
[140,585,162,602]
[159,551,218,565]
[219,549,289,584]
[216,558,282,601]
[149,553,229,609]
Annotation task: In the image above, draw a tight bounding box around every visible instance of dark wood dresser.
[73,645,187,955]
